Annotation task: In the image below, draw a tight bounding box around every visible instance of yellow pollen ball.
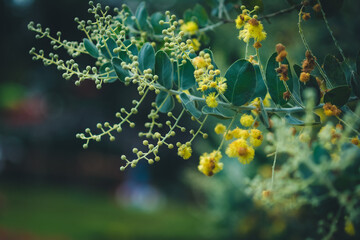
[214,123,226,134]
[240,114,255,127]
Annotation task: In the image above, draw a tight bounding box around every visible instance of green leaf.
[259,98,270,128]
[119,40,138,64]
[183,9,193,22]
[100,37,117,59]
[201,105,235,119]
[323,85,351,107]
[155,51,173,89]
[350,72,360,98]
[99,62,117,83]
[151,12,166,34]
[293,64,321,106]
[112,58,130,82]
[155,91,175,113]
[138,43,155,72]
[83,38,99,58]
[179,59,196,90]
[224,59,256,106]
[203,49,218,70]
[123,5,135,27]
[252,65,267,100]
[265,53,294,106]
[135,2,148,30]
[193,4,208,27]
[323,55,347,87]
[180,93,202,119]
[241,0,264,13]
[285,114,304,125]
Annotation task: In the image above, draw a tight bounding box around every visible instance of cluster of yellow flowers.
[198,150,223,176]
[235,6,266,48]
[180,21,201,51]
[192,52,227,108]
[215,114,263,166]
[177,143,192,160]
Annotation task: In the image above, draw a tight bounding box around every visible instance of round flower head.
[198,151,223,176]
[180,21,198,35]
[231,127,249,139]
[249,129,263,147]
[206,92,218,108]
[214,123,226,134]
[192,56,208,69]
[177,144,192,160]
[238,18,267,43]
[226,139,255,164]
[240,114,254,127]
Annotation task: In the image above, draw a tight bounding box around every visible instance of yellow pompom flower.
[240,114,255,127]
[216,77,227,94]
[345,220,355,236]
[232,128,249,139]
[249,129,263,147]
[238,18,267,43]
[214,123,226,134]
[192,56,208,69]
[189,38,201,51]
[226,139,255,164]
[198,151,223,176]
[206,92,218,108]
[177,144,192,160]
[180,21,198,35]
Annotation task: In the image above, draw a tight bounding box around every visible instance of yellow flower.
[345,220,355,236]
[214,123,226,134]
[192,56,208,69]
[180,21,198,35]
[238,19,267,43]
[206,92,218,108]
[351,136,360,147]
[240,114,255,127]
[215,77,227,94]
[231,128,249,139]
[235,14,250,29]
[226,139,255,164]
[225,131,233,140]
[249,129,263,147]
[177,144,192,160]
[189,38,201,51]
[263,93,271,107]
[198,151,223,176]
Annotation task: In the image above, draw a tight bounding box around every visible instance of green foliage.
[155,51,173,89]
[201,105,234,119]
[224,59,256,106]
[179,60,196,90]
[323,55,347,87]
[138,43,155,72]
[156,91,175,113]
[180,93,202,119]
[83,38,99,58]
[266,53,293,106]
[293,64,321,106]
[112,58,129,82]
[323,85,351,107]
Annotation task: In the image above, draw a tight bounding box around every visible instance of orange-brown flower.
[276,64,289,81]
[323,103,341,117]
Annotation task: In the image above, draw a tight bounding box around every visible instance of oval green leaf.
[155,91,175,113]
[155,51,173,90]
[83,38,99,58]
[265,52,294,106]
[180,92,202,119]
[119,40,138,64]
[112,58,130,82]
[138,43,155,72]
[323,55,346,87]
[135,2,148,30]
[100,37,117,59]
[323,85,351,107]
[179,59,196,90]
[224,59,256,106]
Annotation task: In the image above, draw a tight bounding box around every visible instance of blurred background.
[0,0,359,239]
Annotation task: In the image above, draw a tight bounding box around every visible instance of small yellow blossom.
[214,123,226,134]
[235,14,250,29]
[240,114,255,127]
[345,220,355,236]
[351,136,360,147]
[198,151,223,176]
[180,21,198,35]
[238,18,267,43]
[192,56,208,69]
[232,128,249,139]
[189,38,201,51]
[216,77,227,94]
[177,144,192,160]
[206,92,218,108]
[226,139,255,164]
[225,131,233,140]
[249,129,263,147]
[263,93,271,107]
